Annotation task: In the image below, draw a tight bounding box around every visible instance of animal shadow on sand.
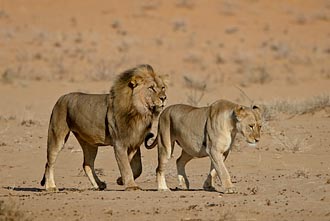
[3,186,220,193]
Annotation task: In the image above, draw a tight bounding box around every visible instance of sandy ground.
[0,0,330,220]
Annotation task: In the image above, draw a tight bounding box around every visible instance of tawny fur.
[41,64,167,191]
[145,99,262,193]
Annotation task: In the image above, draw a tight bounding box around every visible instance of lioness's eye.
[249,125,254,129]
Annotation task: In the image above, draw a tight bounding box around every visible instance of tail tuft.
[144,132,156,149]
[40,174,45,186]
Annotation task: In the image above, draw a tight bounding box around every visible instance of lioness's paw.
[158,188,171,192]
[223,187,237,194]
[125,186,142,191]
[98,182,107,190]
[45,187,58,192]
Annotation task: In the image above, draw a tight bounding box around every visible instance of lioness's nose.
[255,137,260,143]
[160,95,167,102]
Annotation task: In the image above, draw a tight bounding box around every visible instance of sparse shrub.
[140,1,161,11]
[173,19,187,32]
[183,75,207,106]
[294,14,308,25]
[246,66,271,85]
[176,0,195,9]
[89,60,115,81]
[262,94,330,120]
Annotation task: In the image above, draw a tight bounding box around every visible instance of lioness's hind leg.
[176,150,193,190]
[208,149,236,194]
[156,141,174,191]
[76,136,106,190]
[203,163,217,191]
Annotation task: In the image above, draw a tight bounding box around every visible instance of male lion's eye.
[149,86,156,92]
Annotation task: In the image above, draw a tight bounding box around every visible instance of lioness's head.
[113,64,167,116]
[234,105,262,145]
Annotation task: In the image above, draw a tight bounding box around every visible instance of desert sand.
[0,0,330,220]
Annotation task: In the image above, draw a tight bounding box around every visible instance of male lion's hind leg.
[76,136,106,190]
[176,150,193,190]
[203,164,217,192]
[116,148,142,186]
[41,127,70,192]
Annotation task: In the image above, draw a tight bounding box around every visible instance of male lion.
[41,64,167,191]
[145,99,262,193]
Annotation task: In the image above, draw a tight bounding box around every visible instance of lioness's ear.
[234,105,247,121]
[129,76,143,88]
[252,104,262,115]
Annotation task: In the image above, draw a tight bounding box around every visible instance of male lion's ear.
[234,105,247,121]
[129,76,143,88]
[159,74,170,86]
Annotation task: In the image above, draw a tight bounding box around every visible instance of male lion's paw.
[125,186,142,191]
[223,187,237,194]
[203,186,217,192]
[116,177,124,186]
[98,182,107,190]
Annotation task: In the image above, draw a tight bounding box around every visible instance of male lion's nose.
[160,95,167,102]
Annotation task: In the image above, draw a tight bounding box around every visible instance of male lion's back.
[50,92,111,145]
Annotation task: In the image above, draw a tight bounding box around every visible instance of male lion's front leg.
[208,147,236,194]
[116,148,142,186]
[114,145,141,191]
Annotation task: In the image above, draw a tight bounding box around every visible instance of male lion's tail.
[144,132,157,149]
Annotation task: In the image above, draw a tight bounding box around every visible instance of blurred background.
[1,0,329,101]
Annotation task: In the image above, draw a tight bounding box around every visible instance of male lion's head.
[111,64,167,116]
[234,105,262,145]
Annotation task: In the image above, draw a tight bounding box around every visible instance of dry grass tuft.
[263,122,311,153]
[262,94,330,121]
[0,200,31,221]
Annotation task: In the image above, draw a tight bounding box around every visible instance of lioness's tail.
[144,132,157,149]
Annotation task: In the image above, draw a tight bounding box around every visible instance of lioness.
[145,99,262,193]
[41,64,167,191]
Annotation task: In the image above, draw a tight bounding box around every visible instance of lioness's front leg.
[114,145,141,190]
[208,147,236,194]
